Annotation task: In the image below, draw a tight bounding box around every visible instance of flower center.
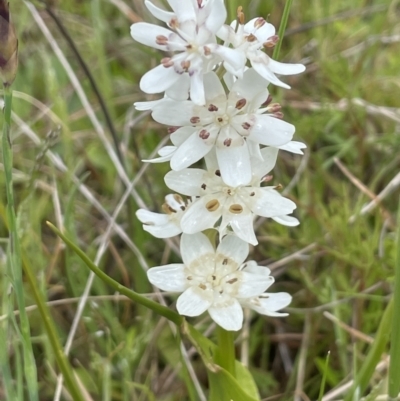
[214,113,230,127]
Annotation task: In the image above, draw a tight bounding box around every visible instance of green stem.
[22,255,86,401]
[2,86,38,401]
[389,198,400,399]
[46,222,184,326]
[214,326,236,377]
[272,0,295,61]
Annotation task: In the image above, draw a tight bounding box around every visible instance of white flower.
[151,69,295,187]
[164,147,298,245]
[147,232,278,331]
[217,18,305,88]
[240,291,292,317]
[130,0,243,105]
[136,194,187,238]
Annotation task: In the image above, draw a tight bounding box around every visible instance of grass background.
[1,0,399,399]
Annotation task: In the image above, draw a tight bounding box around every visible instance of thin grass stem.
[388,198,400,399]
[272,0,294,60]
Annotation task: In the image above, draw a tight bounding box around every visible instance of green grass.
[1,0,399,399]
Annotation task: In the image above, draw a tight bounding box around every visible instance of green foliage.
[1,0,399,399]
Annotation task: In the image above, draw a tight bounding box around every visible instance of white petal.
[145,0,174,24]
[152,99,194,126]
[189,72,206,105]
[147,264,186,291]
[171,126,198,146]
[181,232,215,266]
[203,71,225,100]
[208,300,243,331]
[177,287,212,316]
[248,292,292,316]
[136,209,169,225]
[171,132,214,170]
[249,115,294,146]
[203,0,226,33]
[134,98,165,111]
[251,147,279,178]
[271,215,300,226]
[241,262,271,277]
[210,45,245,72]
[231,68,269,100]
[166,74,190,100]
[143,222,182,238]
[140,64,181,94]
[229,212,258,246]
[204,147,219,171]
[216,141,252,187]
[130,23,172,50]
[217,235,249,266]
[245,188,296,217]
[251,58,290,89]
[143,146,176,163]
[237,272,274,297]
[278,141,307,155]
[181,197,222,233]
[268,58,305,75]
[167,0,196,22]
[165,169,205,196]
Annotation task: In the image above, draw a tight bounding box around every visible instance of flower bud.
[0,0,18,87]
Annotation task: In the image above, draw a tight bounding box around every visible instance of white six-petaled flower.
[150,69,295,187]
[147,232,290,331]
[130,0,244,105]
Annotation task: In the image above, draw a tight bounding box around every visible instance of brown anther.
[250,191,255,196]
[167,126,180,134]
[246,34,257,42]
[235,98,247,110]
[212,275,216,280]
[227,189,232,195]
[254,17,266,28]
[262,174,273,183]
[206,199,220,212]
[169,17,179,29]
[162,203,175,214]
[229,204,243,214]
[262,94,273,107]
[190,116,200,124]
[215,170,221,176]
[223,138,232,147]
[156,35,168,45]
[237,6,245,25]
[181,60,191,71]
[187,275,193,280]
[186,44,193,50]
[275,183,283,190]
[273,111,284,119]
[199,283,207,290]
[268,103,282,113]
[197,0,202,7]
[161,57,174,68]
[203,46,211,56]
[222,258,228,265]
[201,183,207,190]
[263,35,279,48]
[217,117,223,122]
[226,278,238,284]
[199,129,210,139]
[242,122,251,130]
[208,104,218,112]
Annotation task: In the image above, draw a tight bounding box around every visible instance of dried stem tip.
[0,1,18,87]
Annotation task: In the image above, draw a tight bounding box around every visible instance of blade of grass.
[46,221,183,326]
[388,199,400,399]
[2,85,38,400]
[272,0,294,60]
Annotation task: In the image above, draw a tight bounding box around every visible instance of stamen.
[273,111,284,119]
[229,204,243,214]
[203,46,211,56]
[223,138,232,147]
[208,104,218,112]
[242,122,251,130]
[226,278,238,284]
[156,35,168,45]
[161,57,174,68]
[262,94,273,107]
[167,126,180,134]
[263,35,279,48]
[246,34,257,42]
[237,6,245,25]
[199,283,207,290]
[181,60,191,71]
[254,17,266,28]
[199,129,210,139]
[222,258,228,265]
[235,98,247,110]
[201,183,206,190]
[206,199,220,212]
[250,192,255,196]
[187,275,193,280]
[261,174,273,183]
[215,170,221,176]
[190,116,200,124]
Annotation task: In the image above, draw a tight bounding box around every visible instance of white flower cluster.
[132,0,305,331]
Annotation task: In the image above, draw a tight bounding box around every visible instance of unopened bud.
[0,0,18,87]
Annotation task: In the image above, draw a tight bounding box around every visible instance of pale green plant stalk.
[2,87,38,400]
[388,199,400,399]
[272,0,294,60]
